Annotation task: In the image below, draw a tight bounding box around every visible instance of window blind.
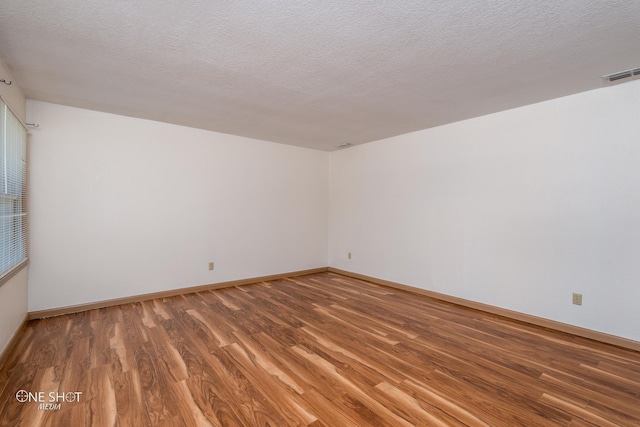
[0,97,27,278]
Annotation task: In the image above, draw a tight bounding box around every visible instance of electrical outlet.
[348,252,352,260]
[208,262,214,271]
[572,293,582,306]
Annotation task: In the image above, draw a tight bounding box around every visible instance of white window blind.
[0,97,27,278]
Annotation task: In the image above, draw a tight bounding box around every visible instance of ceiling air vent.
[602,67,640,84]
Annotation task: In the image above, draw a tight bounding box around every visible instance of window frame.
[0,96,28,288]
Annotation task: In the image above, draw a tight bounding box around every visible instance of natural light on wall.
[0,97,27,281]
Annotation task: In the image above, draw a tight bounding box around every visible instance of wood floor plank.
[222,341,314,426]
[398,378,492,427]
[133,342,175,424]
[112,369,153,427]
[1,272,639,426]
[86,365,117,426]
[290,344,414,427]
[374,381,457,426]
[298,388,362,427]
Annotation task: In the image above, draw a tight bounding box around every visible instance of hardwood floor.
[1,272,639,426]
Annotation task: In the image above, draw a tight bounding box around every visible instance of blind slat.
[0,98,28,275]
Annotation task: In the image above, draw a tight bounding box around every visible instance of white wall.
[329,80,640,342]
[0,57,28,357]
[0,268,28,353]
[27,101,328,312]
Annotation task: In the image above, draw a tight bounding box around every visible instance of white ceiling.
[1,1,639,151]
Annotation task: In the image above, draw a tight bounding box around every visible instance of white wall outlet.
[572,292,582,306]
[209,262,214,271]
[348,252,352,260]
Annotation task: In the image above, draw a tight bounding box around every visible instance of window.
[0,97,27,282]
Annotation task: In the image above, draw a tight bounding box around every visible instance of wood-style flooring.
[0,272,639,426]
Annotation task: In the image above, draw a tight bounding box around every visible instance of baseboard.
[328,267,640,353]
[0,314,29,370]
[28,267,329,320]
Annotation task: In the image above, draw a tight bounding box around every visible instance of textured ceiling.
[1,1,639,151]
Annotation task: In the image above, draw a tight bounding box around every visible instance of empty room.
[1,1,639,426]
